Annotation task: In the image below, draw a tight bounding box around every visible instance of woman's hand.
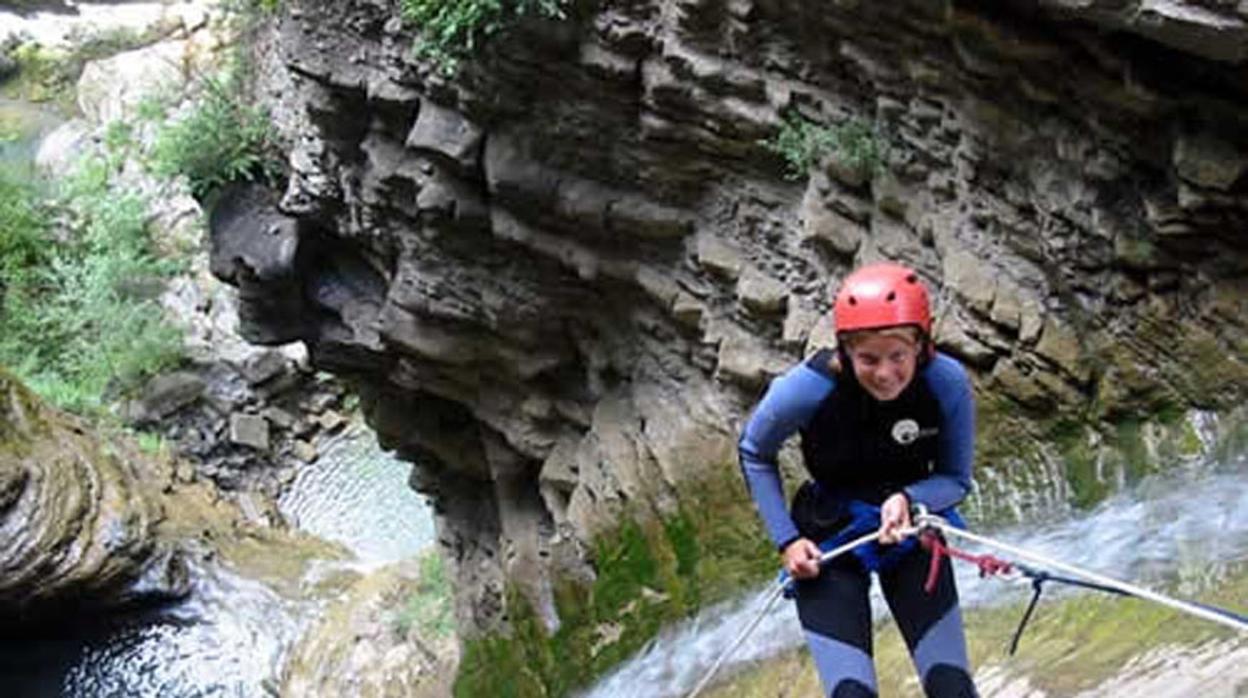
[879,492,912,545]
[783,537,823,579]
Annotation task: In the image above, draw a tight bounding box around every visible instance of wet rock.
[0,369,182,623]
[280,557,457,698]
[220,0,1248,650]
[316,410,347,434]
[405,100,483,171]
[208,185,307,345]
[694,235,744,278]
[262,406,297,430]
[802,188,865,256]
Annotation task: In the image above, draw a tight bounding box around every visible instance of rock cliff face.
[218,0,1248,657]
[0,369,189,627]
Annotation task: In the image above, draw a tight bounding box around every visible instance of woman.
[738,262,979,697]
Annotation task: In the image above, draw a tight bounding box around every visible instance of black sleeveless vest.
[798,349,942,505]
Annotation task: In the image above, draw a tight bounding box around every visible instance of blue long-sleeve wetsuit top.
[738,350,975,550]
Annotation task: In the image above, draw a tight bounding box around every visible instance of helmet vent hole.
[848,296,857,305]
[905,274,918,283]
[886,291,896,302]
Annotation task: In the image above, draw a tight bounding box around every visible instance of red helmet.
[833,262,932,336]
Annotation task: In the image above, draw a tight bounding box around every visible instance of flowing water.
[583,456,1248,697]
[1,424,435,698]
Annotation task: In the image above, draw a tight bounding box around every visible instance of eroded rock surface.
[216,0,1248,647]
[0,369,189,625]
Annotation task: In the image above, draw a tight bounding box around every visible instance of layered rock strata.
[0,369,189,627]
[217,0,1248,648]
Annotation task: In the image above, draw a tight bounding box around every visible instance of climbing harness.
[684,510,1248,698]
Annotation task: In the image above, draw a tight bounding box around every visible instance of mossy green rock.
[454,470,775,697]
[0,367,185,621]
[281,554,458,698]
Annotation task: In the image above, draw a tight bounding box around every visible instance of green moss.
[1059,433,1107,509]
[664,512,700,594]
[454,468,775,697]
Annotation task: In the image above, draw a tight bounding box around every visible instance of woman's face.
[846,332,920,402]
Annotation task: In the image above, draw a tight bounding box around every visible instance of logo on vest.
[891,419,937,445]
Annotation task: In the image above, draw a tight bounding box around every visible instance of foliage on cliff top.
[399,0,570,74]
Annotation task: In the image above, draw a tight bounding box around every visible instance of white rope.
[684,531,883,698]
[915,513,1248,634]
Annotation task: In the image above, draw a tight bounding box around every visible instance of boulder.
[77,40,189,125]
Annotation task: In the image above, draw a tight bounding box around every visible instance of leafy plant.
[763,112,888,181]
[0,172,49,289]
[148,65,279,198]
[0,160,182,415]
[398,0,569,74]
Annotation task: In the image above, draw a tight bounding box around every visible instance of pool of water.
[1,424,436,698]
[0,97,63,172]
[278,424,437,568]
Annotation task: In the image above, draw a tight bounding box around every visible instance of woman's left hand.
[879,492,912,545]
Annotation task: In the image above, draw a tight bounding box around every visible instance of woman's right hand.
[783,537,823,580]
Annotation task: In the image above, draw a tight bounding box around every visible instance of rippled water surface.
[279,425,436,567]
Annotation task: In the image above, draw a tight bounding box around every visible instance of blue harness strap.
[780,502,965,598]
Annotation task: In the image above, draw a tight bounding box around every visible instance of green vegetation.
[149,63,279,199]
[763,112,888,181]
[393,549,456,639]
[454,471,776,697]
[135,430,171,457]
[0,113,21,144]
[0,155,182,415]
[222,0,282,14]
[398,0,570,74]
